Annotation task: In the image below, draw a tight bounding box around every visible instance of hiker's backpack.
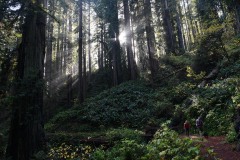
[196,119,203,127]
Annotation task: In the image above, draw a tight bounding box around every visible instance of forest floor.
[185,135,240,160]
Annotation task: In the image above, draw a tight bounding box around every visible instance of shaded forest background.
[0,0,240,159]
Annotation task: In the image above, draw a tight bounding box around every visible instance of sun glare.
[119,31,127,44]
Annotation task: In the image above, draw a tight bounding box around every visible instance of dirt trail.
[189,135,240,160]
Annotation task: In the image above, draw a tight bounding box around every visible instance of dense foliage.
[1,0,240,159]
[45,125,201,160]
[46,81,156,132]
[44,34,240,158]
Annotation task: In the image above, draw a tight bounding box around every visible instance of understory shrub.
[142,125,201,160]
[91,125,201,160]
[105,128,144,143]
[226,124,238,143]
[91,139,146,160]
[46,81,163,132]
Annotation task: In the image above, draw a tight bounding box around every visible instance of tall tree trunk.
[98,46,101,69]
[176,4,185,52]
[100,22,104,69]
[130,16,136,60]
[177,2,188,50]
[161,0,175,53]
[46,0,54,95]
[6,1,46,159]
[182,0,192,47]
[108,0,122,86]
[78,0,84,103]
[63,11,68,77]
[83,3,87,100]
[56,23,60,78]
[185,0,196,42]
[67,9,73,107]
[60,9,65,76]
[83,45,87,99]
[144,0,159,78]
[103,26,107,68]
[123,0,137,80]
[88,2,92,80]
[195,20,201,35]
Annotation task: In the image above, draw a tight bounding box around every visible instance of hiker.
[196,116,203,136]
[184,120,190,136]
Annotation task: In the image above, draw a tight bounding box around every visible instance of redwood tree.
[123,0,137,80]
[6,0,46,159]
[78,0,84,103]
[144,0,159,79]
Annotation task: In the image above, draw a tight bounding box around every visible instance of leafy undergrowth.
[45,81,161,133]
[46,58,240,136]
[45,45,240,159]
[46,125,201,160]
